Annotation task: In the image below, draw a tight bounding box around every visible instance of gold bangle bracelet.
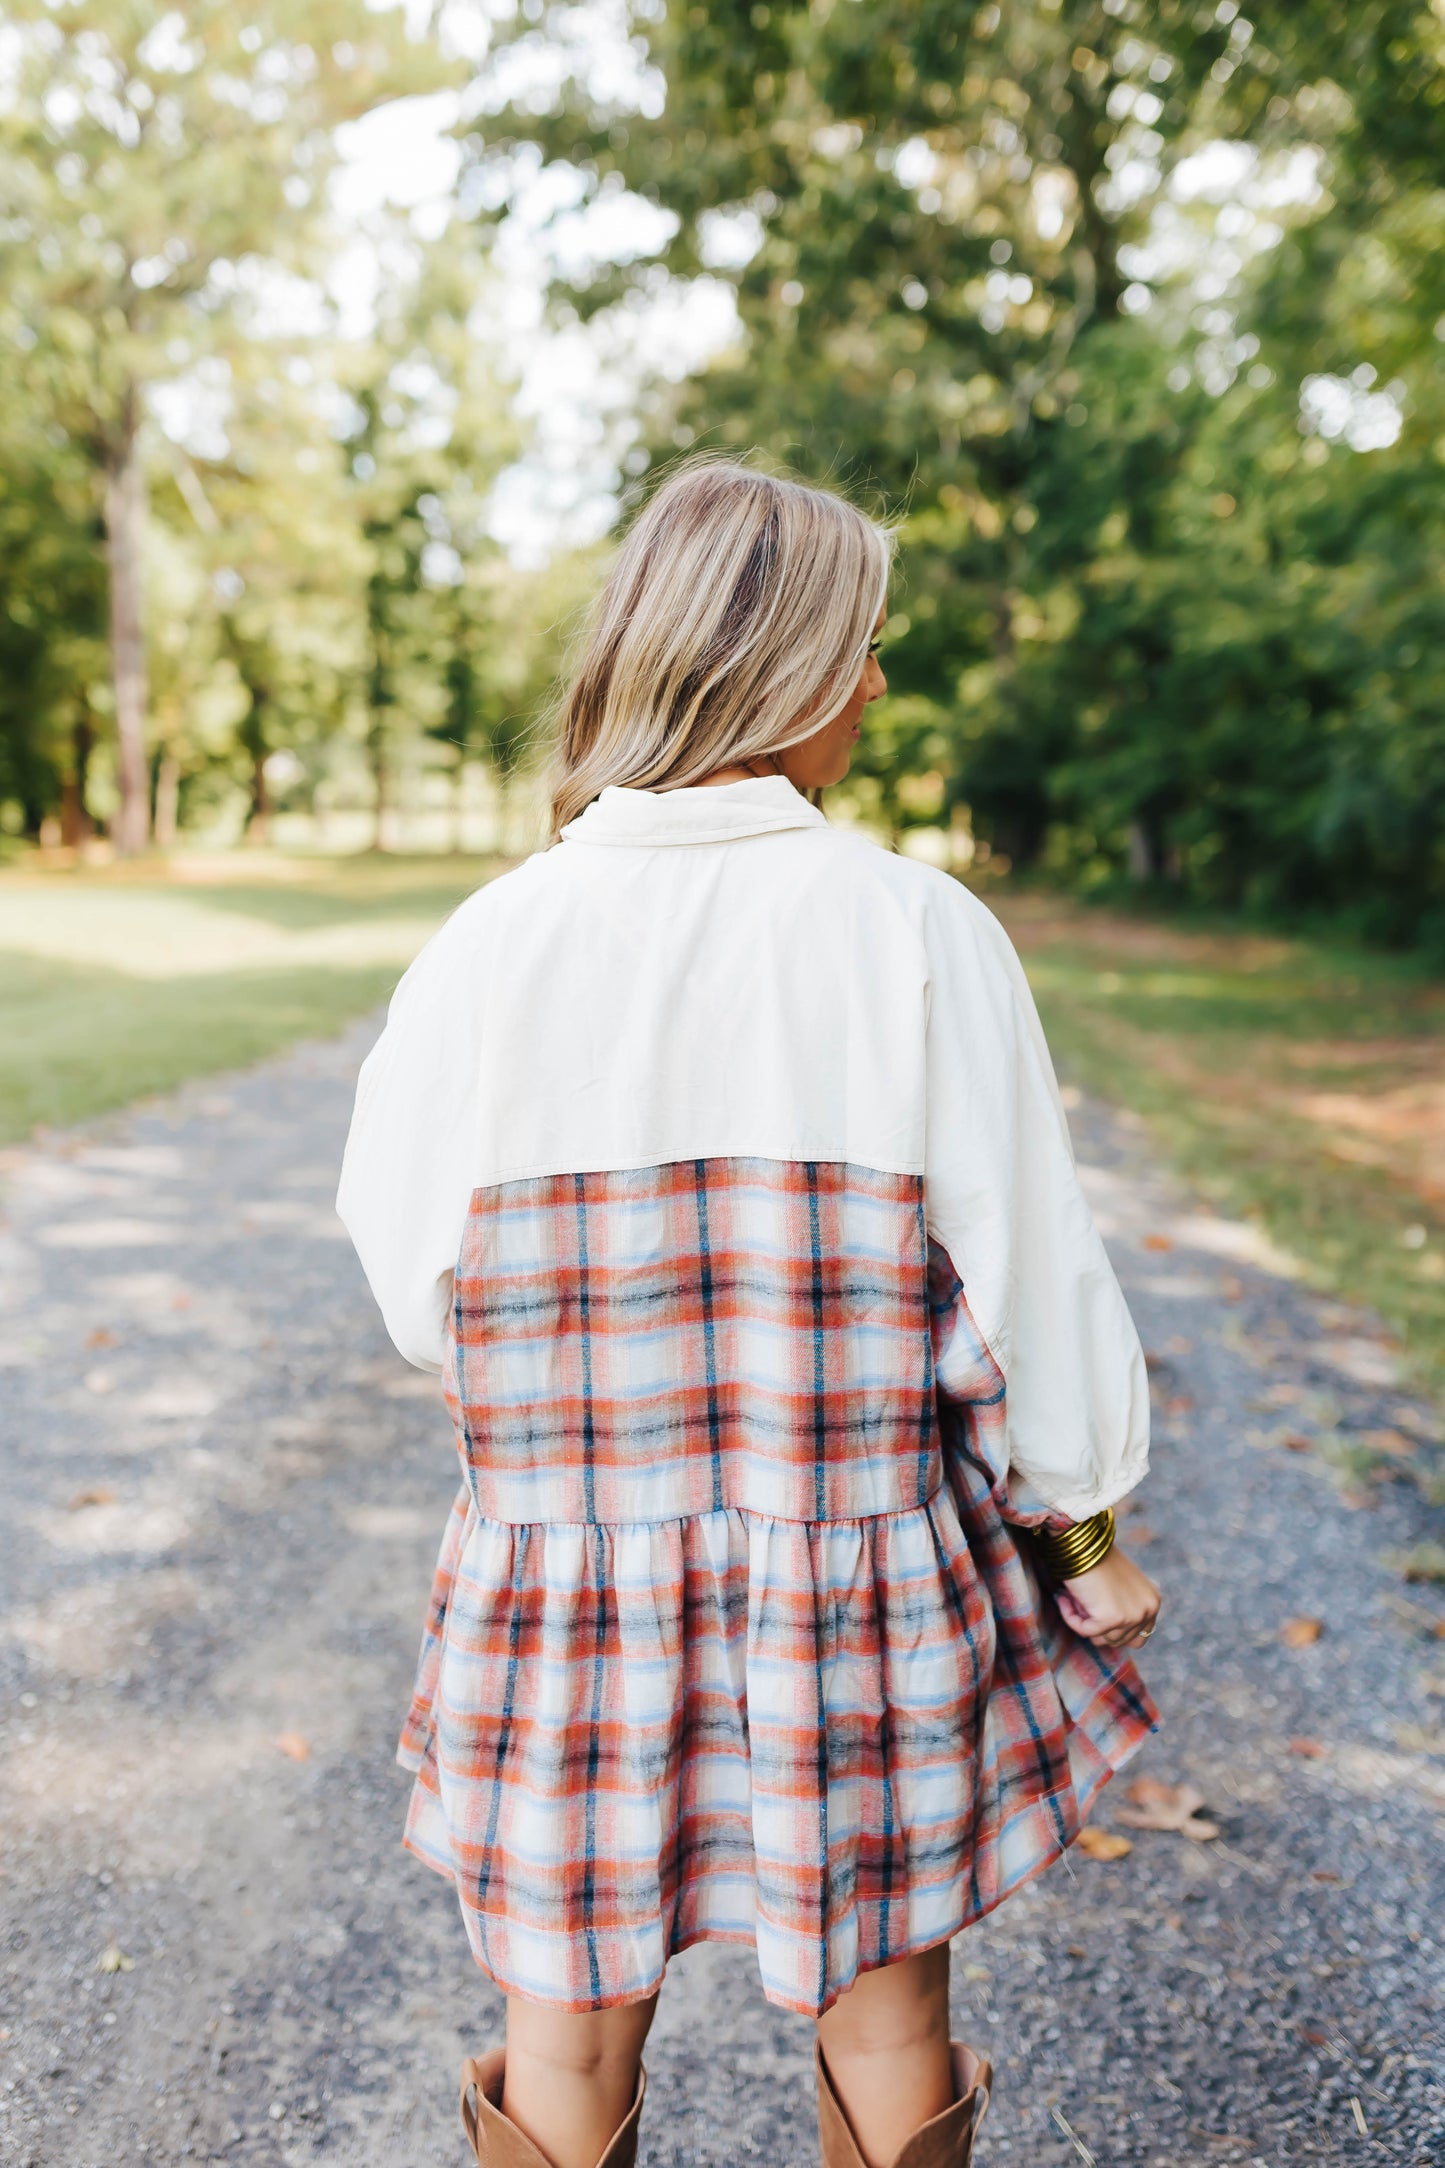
[1034,1507,1116,1581]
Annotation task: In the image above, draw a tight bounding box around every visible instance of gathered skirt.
[398,1442,1156,2018]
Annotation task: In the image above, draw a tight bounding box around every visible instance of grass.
[992,891,1445,1400]
[0,851,499,1142]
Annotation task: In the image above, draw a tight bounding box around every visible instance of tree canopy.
[0,0,547,854]
[2,0,1442,953]
[480,0,1445,946]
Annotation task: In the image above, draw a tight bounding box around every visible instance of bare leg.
[502,1991,658,2168]
[815,1944,953,2168]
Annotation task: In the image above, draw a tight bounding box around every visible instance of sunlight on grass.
[0,889,446,976]
[996,894,1445,1399]
[0,853,498,1141]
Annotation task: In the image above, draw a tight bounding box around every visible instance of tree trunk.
[453,757,467,855]
[60,716,94,847]
[1058,99,1122,326]
[369,723,390,851]
[153,748,181,849]
[1127,818,1164,882]
[104,394,150,856]
[247,743,270,845]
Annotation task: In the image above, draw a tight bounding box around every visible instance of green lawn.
[0,853,499,1141]
[994,892,1445,1405]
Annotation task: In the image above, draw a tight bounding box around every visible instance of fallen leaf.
[1114,1778,1220,1842]
[1386,1543,1445,1586]
[1281,1616,1324,1648]
[1165,1395,1194,1418]
[85,1327,117,1349]
[1299,2025,1328,2045]
[1282,1433,1314,1453]
[1143,1234,1173,1253]
[1435,1621,1445,1641]
[67,1487,117,1511]
[1075,1826,1133,1862]
[1287,1737,1328,1759]
[98,1942,134,1974]
[172,1293,191,1310]
[1125,1522,1157,1546]
[274,1732,311,1763]
[1066,1944,1088,1960]
[1366,1428,1416,1459]
[1392,1722,1445,1755]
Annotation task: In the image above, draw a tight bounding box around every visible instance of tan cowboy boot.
[815,2041,991,2168]
[460,2048,647,2168]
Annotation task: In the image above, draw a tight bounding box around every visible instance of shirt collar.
[560,775,828,847]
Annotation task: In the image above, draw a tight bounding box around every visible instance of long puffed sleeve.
[921,880,1150,1523]
[336,895,490,1372]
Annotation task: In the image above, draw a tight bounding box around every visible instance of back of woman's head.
[548,459,892,836]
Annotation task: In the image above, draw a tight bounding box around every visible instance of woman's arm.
[922,876,1151,1524]
[336,896,490,1372]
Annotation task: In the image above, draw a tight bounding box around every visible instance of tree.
[0,0,452,851]
[0,382,109,842]
[473,0,1246,845]
[473,0,1445,942]
[330,224,525,848]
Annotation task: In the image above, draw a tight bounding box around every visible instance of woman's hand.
[1054,1545,1161,1650]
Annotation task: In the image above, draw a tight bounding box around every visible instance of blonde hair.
[548,458,892,836]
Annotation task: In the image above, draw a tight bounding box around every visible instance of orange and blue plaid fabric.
[398,1157,1156,2017]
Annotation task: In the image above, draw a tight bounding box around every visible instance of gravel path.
[2,1019,1443,2167]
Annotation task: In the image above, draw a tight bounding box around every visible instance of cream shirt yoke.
[336,774,1149,1523]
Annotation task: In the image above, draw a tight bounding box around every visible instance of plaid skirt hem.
[398,1707,1148,2018]
[394,1448,1157,2019]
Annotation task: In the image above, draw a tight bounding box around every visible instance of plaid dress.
[396,1156,1156,2018]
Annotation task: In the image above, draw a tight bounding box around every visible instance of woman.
[338,460,1160,2168]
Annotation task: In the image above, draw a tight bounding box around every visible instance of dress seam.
[459,1490,952,1534]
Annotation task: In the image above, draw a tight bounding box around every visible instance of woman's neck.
[689,755,785,790]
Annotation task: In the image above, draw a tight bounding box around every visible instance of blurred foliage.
[4,0,1444,942]
[0,384,109,836]
[482,0,1445,947]
[0,0,465,849]
[0,0,565,851]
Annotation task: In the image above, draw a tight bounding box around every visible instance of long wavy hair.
[547,459,892,837]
